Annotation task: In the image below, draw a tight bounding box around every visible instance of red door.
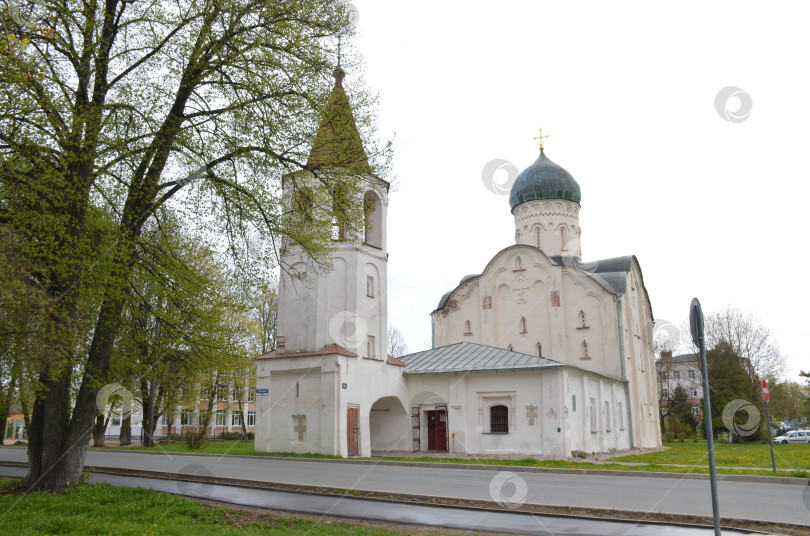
[426,408,448,452]
[347,407,359,456]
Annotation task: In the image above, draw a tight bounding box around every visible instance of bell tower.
[276,67,389,360]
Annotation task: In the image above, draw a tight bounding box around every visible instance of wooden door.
[347,407,359,456]
[426,408,448,452]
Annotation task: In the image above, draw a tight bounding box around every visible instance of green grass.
[612,441,810,470]
[0,479,442,535]
[100,440,810,478]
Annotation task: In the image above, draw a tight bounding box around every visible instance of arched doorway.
[369,396,410,455]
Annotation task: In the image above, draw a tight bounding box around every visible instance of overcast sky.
[347,1,808,381]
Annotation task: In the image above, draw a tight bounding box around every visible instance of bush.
[664,431,675,442]
[217,431,254,441]
[676,432,687,442]
[184,426,209,450]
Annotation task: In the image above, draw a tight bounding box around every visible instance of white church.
[254,67,661,458]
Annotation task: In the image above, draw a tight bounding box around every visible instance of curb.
[82,448,810,487]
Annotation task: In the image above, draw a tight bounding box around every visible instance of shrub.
[676,433,687,442]
[664,431,675,442]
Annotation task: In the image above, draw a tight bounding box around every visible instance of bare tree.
[704,306,785,381]
[387,325,409,358]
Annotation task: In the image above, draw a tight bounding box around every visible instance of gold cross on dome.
[533,128,549,150]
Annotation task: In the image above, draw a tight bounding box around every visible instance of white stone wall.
[432,245,619,378]
[513,199,582,258]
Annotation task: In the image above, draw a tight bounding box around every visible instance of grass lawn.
[0,479,444,535]
[100,440,809,478]
[612,441,810,472]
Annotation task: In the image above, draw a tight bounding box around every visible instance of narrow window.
[367,335,376,358]
[367,276,374,297]
[364,191,383,249]
[578,310,587,328]
[247,410,256,426]
[519,317,527,334]
[572,394,577,412]
[589,398,597,433]
[490,405,509,433]
[581,340,590,358]
[515,230,521,243]
[464,320,472,335]
[561,226,568,250]
[536,227,542,248]
[618,402,624,430]
[296,381,299,397]
[535,342,542,357]
[605,401,612,431]
[507,344,513,351]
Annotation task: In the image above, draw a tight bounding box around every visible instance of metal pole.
[763,400,776,473]
[698,333,721,536]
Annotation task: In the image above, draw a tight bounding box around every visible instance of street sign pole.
[690,298,721,536]
[762,380,776,473]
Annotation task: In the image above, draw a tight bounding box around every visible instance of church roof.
[400,342,626,381]
[509,150,581,210]
[400,342,562,375]
[306,67,371,173]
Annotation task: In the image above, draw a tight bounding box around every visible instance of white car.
[774,430,810,444]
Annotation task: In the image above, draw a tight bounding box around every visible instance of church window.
[561,226,568,250]
[364,190,383,249]
[332,183,350,240]
[515,230,521,243]
[247,410,256,426]
[490,405,509,433]
[618,402,624,430]
[507,344,513,351]
[367,276,375,297]
[536,227,542,248]
[519,317,527,334]
[589,398,597,433]
[367,335,376,358]
[605,401,612,431]
[580,340,590,358]
[578,310,588,328]
[535,342,542,357]
[572,395,576,412]
[296,381,300,397]
[464,320,472,335]
[515,256,524,270]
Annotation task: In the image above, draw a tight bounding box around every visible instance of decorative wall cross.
[293,414,306,441]
[526,405,538,426]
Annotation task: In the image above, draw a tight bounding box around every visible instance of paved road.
[0,465,762,536]
[2,448,808,526]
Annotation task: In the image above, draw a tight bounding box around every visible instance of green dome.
[509,150,581,210]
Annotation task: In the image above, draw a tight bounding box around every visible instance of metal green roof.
[509,150,581,209]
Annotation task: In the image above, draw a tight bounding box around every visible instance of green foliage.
[706,341,761,442]
[1,0,390,490]
[663,431,675,442]
[0,482,414,535]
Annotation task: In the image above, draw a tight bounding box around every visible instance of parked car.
[775,426,796,437]
[773,430,810,444]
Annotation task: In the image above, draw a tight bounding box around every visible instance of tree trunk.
[119,414,131,446]
[238,398,248,439]
[142,378,158,447]
[92,414,108,447]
